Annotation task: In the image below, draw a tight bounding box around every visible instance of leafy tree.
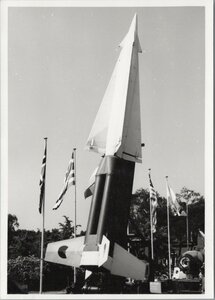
[8,255,77,292]
[58,215,81,239]
[8,255,41,291]
[176,187,202,205]
[48,228,61,241]
[8,227,41,259]
[58,215,74,239]
[8,214,19,243]
[176,187,205,244]
[8,214,20,258]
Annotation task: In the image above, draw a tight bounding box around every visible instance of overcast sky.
[8,6,205,231]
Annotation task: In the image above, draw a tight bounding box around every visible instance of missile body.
[45,14,149,281]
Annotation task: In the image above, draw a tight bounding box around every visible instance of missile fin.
[105,243,149,281]
[45,236,85,267]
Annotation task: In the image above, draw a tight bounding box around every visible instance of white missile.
[45,14,149,282]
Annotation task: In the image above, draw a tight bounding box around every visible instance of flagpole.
[73,147,77,285]
[39,191,45,294]
[186,202,189,249]
[148,169,154,260]
[150,199,154,260]
[39,137,47,294]
[165,176,171,280]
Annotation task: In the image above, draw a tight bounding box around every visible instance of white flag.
[166,183,186,216]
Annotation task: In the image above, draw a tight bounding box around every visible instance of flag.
[166,182,186,216]
[53,150,75,210]
[84,183,95,199]
[84,166,98,199]
[39,138,47,214]
[149,171,158,233]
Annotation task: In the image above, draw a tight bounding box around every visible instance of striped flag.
[53,150,76,210]
[166,182,186,216]
[39,138,47,214]
[149,170,158,233]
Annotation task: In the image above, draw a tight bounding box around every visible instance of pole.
[73,148,77,284]
[186,202,189,250]
[149,196,154,260]
[148,169,154,260]
[39,198,45,294]
[127,225,132,283]
[166,176,171,280]
[39,137,47,294]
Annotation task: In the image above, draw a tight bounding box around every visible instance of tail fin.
[45,236,85,267]
[103,242,149,281]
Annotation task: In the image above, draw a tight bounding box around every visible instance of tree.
[8,255,41,291]
[8,214,19,243]
[176,187,205,244]
[8,214,20,258]
[176,187,202,205]
[58,215,81,239]
[58,215,74,239]
[45,228,61,245]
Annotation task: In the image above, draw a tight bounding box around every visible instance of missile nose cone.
[119,13,142,52]
[126,13,138,38]
[131,13,138,34]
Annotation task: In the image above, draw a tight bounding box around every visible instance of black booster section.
[84,155,135,254]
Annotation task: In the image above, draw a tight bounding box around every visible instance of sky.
[7,6,205,232]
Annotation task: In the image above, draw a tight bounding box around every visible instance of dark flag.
[84,183,95,199]
[39,138,47,214]
[53,150,75,210]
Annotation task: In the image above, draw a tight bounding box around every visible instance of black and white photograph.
[1,0,213,298]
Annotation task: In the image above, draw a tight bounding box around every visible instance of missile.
[45,14,149,281]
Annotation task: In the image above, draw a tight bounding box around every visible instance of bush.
[8,255,40,291]
[8,255,82,292]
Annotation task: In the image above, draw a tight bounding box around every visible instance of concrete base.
[150,281,162,293]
